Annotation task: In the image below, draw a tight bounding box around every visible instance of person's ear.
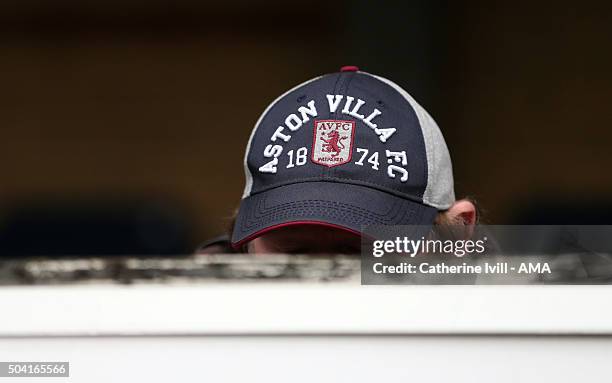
[441,199,477,238]
[444,199,477,225]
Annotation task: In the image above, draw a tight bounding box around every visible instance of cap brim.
[231,181,438,248]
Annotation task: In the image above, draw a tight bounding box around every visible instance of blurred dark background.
[1,0,611,256]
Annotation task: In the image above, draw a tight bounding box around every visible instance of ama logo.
[312,120,355,167]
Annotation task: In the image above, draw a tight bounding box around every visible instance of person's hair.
[227,197,482,253]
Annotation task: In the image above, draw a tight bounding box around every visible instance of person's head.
[230,66,477,254]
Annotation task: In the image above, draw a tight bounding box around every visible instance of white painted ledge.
[1,283,611,336]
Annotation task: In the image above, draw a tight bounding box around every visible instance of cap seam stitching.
[247,178,429,207]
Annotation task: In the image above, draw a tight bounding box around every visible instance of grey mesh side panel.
[241,76,323,198]
[364,73,455,209]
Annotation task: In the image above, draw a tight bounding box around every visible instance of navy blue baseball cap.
[231,66,455,248]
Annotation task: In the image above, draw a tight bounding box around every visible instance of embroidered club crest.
[311,120,355,167]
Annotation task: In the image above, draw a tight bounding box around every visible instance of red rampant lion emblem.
[312,120,355,167]
[321,130,347,158]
